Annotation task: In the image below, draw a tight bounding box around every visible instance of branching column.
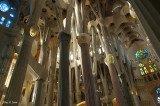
[47,41,58,106]
[121,38,141,106]
[73,39,81,103]
[99,22,126,106]
[72,16,81,103]
[3,0,45,104]
[110,35,133,106]
[34,27,50,106]
[57,32,71,106]
[77,33,98,106]
[91,27,101,106]
[3,29,34,106]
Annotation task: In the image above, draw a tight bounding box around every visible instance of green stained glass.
[153,64,158,71]
[144,67,149,74]
[140,68,145,75]
[136,49,148,60]
[149,65,155,72]
[139,63,144,67]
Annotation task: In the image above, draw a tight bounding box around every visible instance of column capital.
[58,32,71,43]
[104,54,115,65]
[88,20,98,33]
[77,33,91,46]
[29,25,39,37]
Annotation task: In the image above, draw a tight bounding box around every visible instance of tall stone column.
[34,79,43,106]
[91,27,101,106]
[73,43,81,103]
[34,28,50,106]
[133,93,141,106]
[69,66,72,106]
[77,33,98,106]
[72,18,81,103]
[110,35,133,106]
[3,0,45,105]
[3,29,34,106]
[47,42,58,106]
[57,32,71,106]
[119,74,133,106]
[120,38,141,106]
[91,27,97,75]
[38,50,51,106]
[99,22,126,106]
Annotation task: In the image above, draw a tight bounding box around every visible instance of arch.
[153,74,158,80]
[147,75,152,81]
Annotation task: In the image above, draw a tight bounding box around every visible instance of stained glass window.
[136,49,148,60]
[140,68,145,75]
[10,7,16,10]
[156,88,160,94]
[6,20,11,27]
[158,97,160,104]
[149,65,155,72]
[139,63,144,67]
[0,17,5,24]
[144,67,149,74]
[0,1,10,12]
[148,59,153,64]
[10,13,14,17]
[80,79,82,82]
[153,64,158,71]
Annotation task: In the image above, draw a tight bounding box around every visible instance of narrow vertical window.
[10,13,14,17]
[149,65,155,72]
[6,20,11,27]
[157,97,160,104]
[140,68,145,75]
[144,67,149,74]
[0,17,5,24]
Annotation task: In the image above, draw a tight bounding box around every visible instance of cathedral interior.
[0,0,160,106]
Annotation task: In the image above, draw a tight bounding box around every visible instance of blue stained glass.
[80,79,82,82]
[158,97,160,104]
[156,88,160,94]
[0,17,5,24]
[6,20,11,27]
[10,7,16,10]
[136,49,148,60]
[10,13,14,17]
[0,2,10,12]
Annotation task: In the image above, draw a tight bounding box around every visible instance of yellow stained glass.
[140,68,145,75]
[149,65,155,72]
[144,67,149,74]
[139,63,144,67]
